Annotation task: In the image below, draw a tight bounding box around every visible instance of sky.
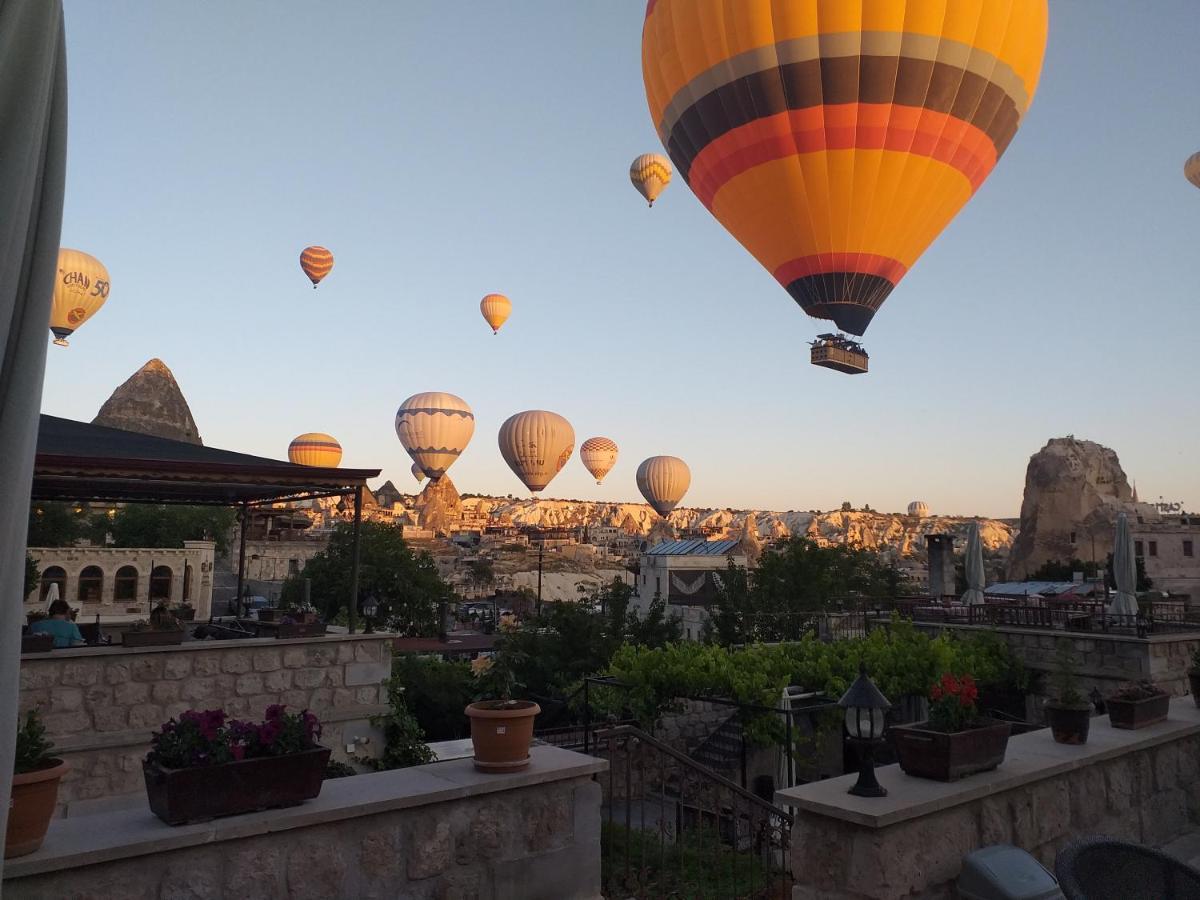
[45,2,1200,519]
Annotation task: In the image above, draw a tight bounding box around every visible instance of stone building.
[1131,509,1200,603]
[632,538,747,642]
[26,541,215,619]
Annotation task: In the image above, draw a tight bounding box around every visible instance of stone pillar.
[926,534,956,600]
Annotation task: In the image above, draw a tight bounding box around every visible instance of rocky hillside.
[93,358,202,445]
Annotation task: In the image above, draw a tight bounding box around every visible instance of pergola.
[31,415,381,631]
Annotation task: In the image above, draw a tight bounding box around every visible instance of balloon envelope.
[300,246,334,287]
[395,392,475,480]
[630,153,672,206]
[636,456,690,518]
[288,433,342,468]
[498,410,575,493]
[642,1,1048,336]
[1186,152,1200,190]
[480,293,512,334]
[580,436,619,484]
[411,462,427,484]
[50,249,110,346]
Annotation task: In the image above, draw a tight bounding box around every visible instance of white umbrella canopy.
[961,522,986,606]
[43,582,59,609]
[1109,513,1139,616]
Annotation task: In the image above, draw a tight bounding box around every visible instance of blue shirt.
[30,618,85,649]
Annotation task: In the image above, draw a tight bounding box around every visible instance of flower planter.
[466,700,541,773]
[260,610,318,624]
[256,608,281,622]
[889,720,1011,781]
[5,760,69,858]
[1044,700,1091,745]
[1107,692,1169,730]
[174,608,195,622]
[122,629,185,647]
[20,633,54,654]
[142,745,331,825]
[274,622,326,639]
[1189,671,1200,709]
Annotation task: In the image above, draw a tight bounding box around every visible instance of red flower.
[930,685,943,701]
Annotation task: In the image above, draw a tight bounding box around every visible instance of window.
[1149,541,1158,558]
[182,563,192,600]
[39,566,66,602]
[77,566,103,604]
[289,559,300,575]
[1135,541,1144,557]
[655,576,662,597]
[1185,540,1194,558]
[150,565,173,601]
[1070,531,1077,544]
[114,566,138,603]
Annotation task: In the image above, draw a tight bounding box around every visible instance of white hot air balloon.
[636,456,690,518]
[579,436,619,485]
[907,500,930,518]
[498,410,575,493]
[395,392,475,480]
[411,462,427,484]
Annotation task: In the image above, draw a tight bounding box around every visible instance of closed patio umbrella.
[1109,513,1139,616]
[961,522,986,606]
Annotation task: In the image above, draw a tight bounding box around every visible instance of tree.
[467,558,495,594]
[108,505,236,554]
[24,555,39,600]
[840,501,853,512]
[1029,558,1101,582]
[27,502,105,547]
[280,521,449,636]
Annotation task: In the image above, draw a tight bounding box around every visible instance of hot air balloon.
[907,500,930,518]
[642,1,1048,371]
[480,293,512,334]
[288,433,342,467]
[580,437,619,485]
[300,246,334,288]
[630,153,672,206]
[497,410,575,493]
[412,462,427,484]
[49,249,110,347]
[636,456,690,518]
[1186,152,1200,190]
[395,392,475,480]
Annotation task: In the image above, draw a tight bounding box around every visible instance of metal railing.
[907,600,1200,637]
[594,724,792,899]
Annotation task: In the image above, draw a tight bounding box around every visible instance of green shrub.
[14,710,55,774]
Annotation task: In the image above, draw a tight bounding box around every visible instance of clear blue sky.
[45,2,1200,518]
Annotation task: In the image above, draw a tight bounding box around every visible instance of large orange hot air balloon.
[299,246,334,288]
[642,1,1048,363]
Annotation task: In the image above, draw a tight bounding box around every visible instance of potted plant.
[1044,641,1092,744]
[888,673,1011,781]
[1107,681,1170,730]
[122,603,185,647]
[172,601,196,622]
[465,645,540,773]
[5,710,69,858]
[1188,646,1200,708]
[143,705,330,825]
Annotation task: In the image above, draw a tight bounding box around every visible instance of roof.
[984,581,1089,597]
[33,415,380,505]
[391,634,497,655]
[647,538,741,557]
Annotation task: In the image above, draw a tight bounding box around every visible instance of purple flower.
[264,704,286,722]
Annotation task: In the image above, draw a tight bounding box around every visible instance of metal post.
[348,485,363,634]
[536,541,543,618]
[583,678,591,755]
[235,503,248,618]
[786,711,794,788]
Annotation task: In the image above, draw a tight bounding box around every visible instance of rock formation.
[416,475,463,536]
[1007,437,1135,578]
[93,358,202,445]
[738,512,763,567]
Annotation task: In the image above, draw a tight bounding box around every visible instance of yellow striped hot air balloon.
[299,246,334,288]
[629,153,672,206]
[498,410,575,494]
[412,462,427,484]
[642,0,1048,363]
[636,456,690,518]
[49,249,110,347]
[395,392,475,480]
[288,433,342,467]
[580,437,619,485]
[480,293,512,334]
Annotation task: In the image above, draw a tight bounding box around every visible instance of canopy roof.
[33,415,379,506]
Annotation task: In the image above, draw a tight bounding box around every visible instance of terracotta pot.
[5,759,69,858]
[1107,692,1169,730]
[888,719,1011,781]
[1189,670,1200,709]
[1044,700,1091,745]
[466,701,541,773]
[143,746,331,825]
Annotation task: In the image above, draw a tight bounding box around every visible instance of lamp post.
[361,593,379,634]
[837,662,892,798]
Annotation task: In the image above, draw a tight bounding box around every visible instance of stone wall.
[18,634,392,813]
[4,747,604,900]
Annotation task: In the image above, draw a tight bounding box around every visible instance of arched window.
[114,566,138,603]
[77,566,103,604]
[150,565,172,601]
[39,566,66,602]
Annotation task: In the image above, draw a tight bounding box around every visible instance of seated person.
[29,599,86,648]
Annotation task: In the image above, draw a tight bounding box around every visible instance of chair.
[1055,836,1200,899]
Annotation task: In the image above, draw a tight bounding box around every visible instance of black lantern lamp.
[361,593,379,634]
[837,663,892,798]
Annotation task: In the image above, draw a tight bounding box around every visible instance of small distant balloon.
[288,433,342,467]
[636,456,690,518]
[50,249,110,347]
[1186,152,1200,190]
[480,293,512,334]
[412,462,427,484]
[630,153,672,206]
[300,246,334,288]
[498,410,575,494]
[580,437,619,485]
